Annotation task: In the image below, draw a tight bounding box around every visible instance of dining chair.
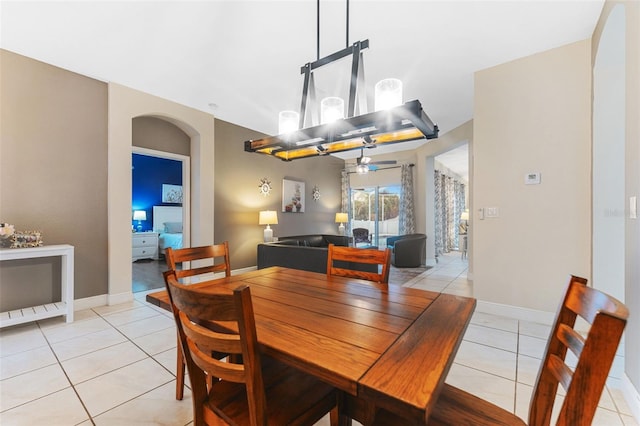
[165,242,231,400]
[163,270,339,426]
[327,244,391,284]
[346,275,628,426]
[166,242,231,283]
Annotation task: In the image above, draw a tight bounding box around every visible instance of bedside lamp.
[259,210,278,242]
[335,212,348,235]
[133,210,146,232]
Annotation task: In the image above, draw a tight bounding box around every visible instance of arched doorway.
[107,83,215,304]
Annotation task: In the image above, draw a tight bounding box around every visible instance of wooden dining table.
[146,266,476,424]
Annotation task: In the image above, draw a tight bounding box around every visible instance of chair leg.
[176,334,185,400]
[329,407,340,426]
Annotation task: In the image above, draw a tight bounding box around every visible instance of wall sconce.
[259,210,278,242]
[335,212,348,236]
[133,210,146,232]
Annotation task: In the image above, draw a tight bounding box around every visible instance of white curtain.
[399,164,415,234]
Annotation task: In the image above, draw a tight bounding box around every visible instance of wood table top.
[146,266,476,422]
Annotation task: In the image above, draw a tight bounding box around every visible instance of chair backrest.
[529,275,628,426]
[326,244,391,284]
[352,228,371,244]
[163,270,267,425]
[166,242,231,282]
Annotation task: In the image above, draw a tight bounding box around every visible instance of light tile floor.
[1,253,638,425]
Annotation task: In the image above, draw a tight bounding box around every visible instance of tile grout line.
[36,320,96,426]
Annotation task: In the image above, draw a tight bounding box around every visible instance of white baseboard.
[622,374,640,423]
[475,300,555,326]
[108,291,134,306]
[73,294,108,311]
[73,291,132,310]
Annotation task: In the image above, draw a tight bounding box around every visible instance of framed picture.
[282,179,305,213]
[162,184,183,203]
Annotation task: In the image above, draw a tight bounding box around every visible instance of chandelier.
[244,3,438,161]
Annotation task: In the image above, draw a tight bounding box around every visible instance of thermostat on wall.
[525,172,541,185]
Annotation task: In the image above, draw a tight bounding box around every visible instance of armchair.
[386,233,427,267]
[353,228,374,248]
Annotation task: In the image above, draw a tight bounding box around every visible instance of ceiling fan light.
[278,110,299,134]
[321,97,344,124]
[375,78,403,111]
[356,164,369,174]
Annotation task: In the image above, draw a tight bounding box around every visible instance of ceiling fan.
[349,148,397,174]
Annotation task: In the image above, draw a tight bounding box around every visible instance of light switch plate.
[631,196,637,219]
[485,207,499,218]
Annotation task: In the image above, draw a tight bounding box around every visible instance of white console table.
[0,244,74,327]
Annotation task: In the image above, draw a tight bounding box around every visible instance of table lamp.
[133,210,146,232]
[459,209,469,234]
[335,212,348,235]
[259,210,278,242]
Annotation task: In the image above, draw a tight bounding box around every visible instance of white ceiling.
[1,0,604,169]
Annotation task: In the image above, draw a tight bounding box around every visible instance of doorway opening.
[131,147,189,293]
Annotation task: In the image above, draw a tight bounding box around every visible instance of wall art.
[282,179,305,213]
[162,184,183,203]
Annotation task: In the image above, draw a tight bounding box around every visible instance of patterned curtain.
[434,170,465,256]
[341,170,350,236]
[399,164,415,234]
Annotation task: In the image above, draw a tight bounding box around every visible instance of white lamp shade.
[320,97,344,124]
[374,78,403,111]
[259,210,278,225]
[335,212,348,224]
[278,110,299,134]
[133,210,146,221]
[259,211,277,242]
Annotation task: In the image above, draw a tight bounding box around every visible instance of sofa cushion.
[277,239,300,246]
[276,234,347,248]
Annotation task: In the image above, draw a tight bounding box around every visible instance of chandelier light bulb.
[375,78,403,111]
[278,110,299,134]
[320,97,344,124]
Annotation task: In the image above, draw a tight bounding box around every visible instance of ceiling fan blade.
[370,160,396,165]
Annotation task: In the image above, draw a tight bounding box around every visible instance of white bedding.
[158,232,183,253]
[153,206,183,255]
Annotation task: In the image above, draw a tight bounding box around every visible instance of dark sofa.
[257,234,375,274]
[386,233,427,267]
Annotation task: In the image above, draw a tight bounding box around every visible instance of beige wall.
[0,49,108,309]
[214,120,345,269]
[473,40,592,312]
[107,83,215,304]
[593,0,640,400]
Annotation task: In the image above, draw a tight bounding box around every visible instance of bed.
[153,206,183,257]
